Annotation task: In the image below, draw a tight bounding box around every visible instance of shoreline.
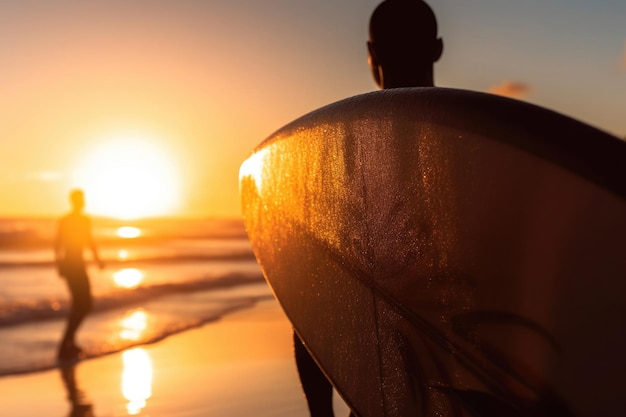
[0,297,350,416]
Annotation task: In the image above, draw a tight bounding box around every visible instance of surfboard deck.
[239,88,626,417]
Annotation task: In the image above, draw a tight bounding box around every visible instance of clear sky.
[1,0,624,219]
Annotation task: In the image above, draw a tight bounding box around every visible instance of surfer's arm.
[53,220,65,277]
[87,218,105,270]
[91,245,105,269]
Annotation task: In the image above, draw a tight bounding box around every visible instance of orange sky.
[1,0,624,219]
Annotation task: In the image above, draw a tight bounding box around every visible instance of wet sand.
[0,297,350,416]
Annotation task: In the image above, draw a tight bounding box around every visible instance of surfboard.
[239,87,626,417]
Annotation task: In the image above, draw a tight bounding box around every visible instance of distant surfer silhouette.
[55,189,104,360]
[294,1,443,416]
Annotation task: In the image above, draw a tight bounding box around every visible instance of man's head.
[69,189,85,212]
[368,0,443,89]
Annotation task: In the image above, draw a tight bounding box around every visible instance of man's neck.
[381,67,435,89]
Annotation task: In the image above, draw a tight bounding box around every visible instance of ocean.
[0,216,269,377]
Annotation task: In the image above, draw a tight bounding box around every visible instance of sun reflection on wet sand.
[120,309,148,341]
[113,268,144,289]
[121,348,153,415]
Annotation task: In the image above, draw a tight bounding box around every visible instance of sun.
[73,134,182,219]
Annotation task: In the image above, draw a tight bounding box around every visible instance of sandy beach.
[0,297,350,417]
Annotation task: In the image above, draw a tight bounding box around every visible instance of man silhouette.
[294,1,443,416]
[55,189,104,360]
[368,0,443,89]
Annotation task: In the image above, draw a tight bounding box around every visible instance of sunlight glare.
[73,134,182,219]
[120,309,148,341]
[113,268,144,289]
[122,348,153,415]
[117,226,142,238]
[239,148,269,194]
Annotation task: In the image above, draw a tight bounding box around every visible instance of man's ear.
[367,41,383,88]
[433,38,443,62]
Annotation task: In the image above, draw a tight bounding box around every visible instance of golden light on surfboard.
[239,148,270,194]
